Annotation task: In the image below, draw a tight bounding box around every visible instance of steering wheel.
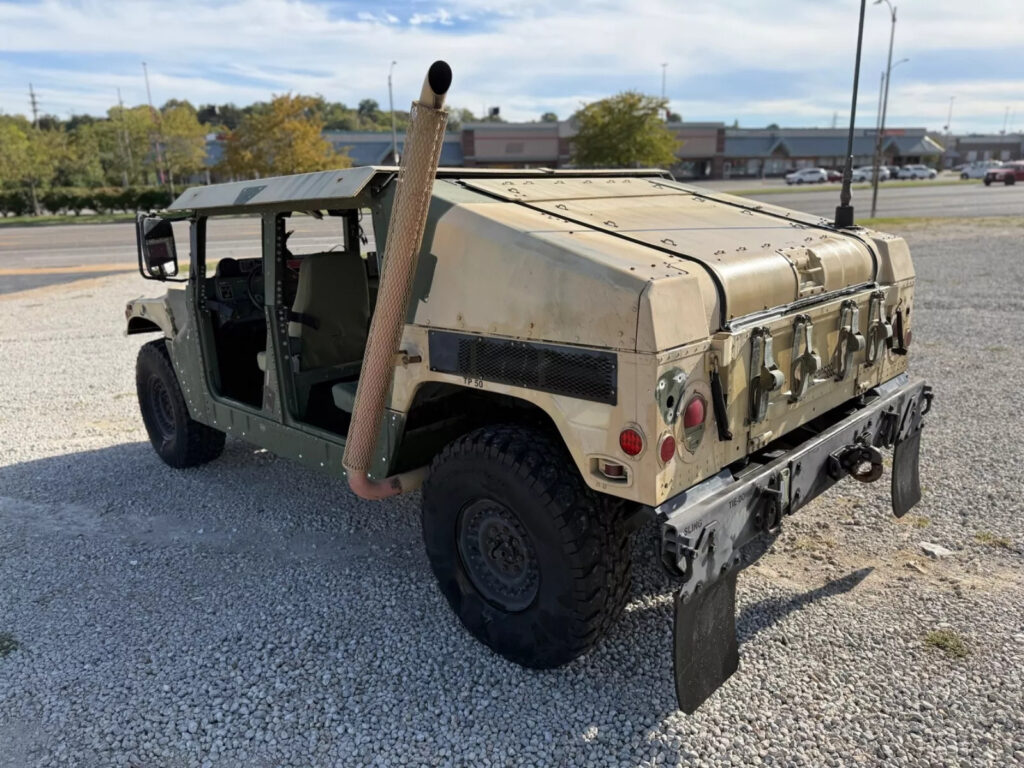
[246,263,265,309]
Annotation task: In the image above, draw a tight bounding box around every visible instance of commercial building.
[205,122,945,181]
[942,134,1024,168]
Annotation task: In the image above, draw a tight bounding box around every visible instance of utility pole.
[27,84,41,215]
[143,62,173,195]
[29,83,40,127]
[117,88,135,186]
[1002,106,1010,135]
[942,96,955,169]
[388,61,399,165]
[831,112,838,129]
[870,0,897,219]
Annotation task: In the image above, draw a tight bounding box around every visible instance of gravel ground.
[1,221,1022,767]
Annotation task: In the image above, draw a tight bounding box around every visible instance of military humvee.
[128,66,930,712]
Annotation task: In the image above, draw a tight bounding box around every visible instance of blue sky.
[1,0,1021,133]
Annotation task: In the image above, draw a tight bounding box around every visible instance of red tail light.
[658,433,677,464]
[682,395,707,452]
[683,396,706,429]
[619,427,644,457]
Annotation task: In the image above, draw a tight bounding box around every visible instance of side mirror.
[136,214,179,280]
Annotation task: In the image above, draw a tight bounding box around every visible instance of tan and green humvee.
[129,96,930,711]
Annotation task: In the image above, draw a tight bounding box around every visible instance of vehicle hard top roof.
[168,166,671,212]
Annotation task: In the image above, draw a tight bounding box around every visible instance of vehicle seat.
[258,252,369,373]
[331,379,359,413]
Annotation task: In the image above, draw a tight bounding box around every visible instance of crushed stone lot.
[1,221,1022,767]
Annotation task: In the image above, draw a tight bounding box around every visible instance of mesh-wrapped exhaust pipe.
[343,60,452,500]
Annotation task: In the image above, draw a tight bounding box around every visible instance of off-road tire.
[421,425,632,669]
[136,339,225,468]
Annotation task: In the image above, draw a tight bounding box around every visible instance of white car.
[897,164,937,180]
[960,161,1003,180]
[784,167,828,185]
[850,165,890,183]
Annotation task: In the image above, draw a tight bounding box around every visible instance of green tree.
[540,111,558,123]
[357,98,380,126]
[571,91,679,168]
[221,94,349,178]
[0,118,30,188]
[160,103,209,185]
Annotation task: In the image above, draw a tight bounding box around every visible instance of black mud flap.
[673,570,739,714]
[891,428,923,518]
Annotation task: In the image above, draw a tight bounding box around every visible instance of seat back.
[288,252,370,371]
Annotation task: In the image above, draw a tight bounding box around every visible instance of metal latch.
[789,314,821,402]
[833,300,865,381]
[865,290,893,365]
[749,327,785,424]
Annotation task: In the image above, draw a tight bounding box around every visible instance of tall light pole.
[870,0,896,218]
[388,61,399,164]
[143,62,173,195]
[661,62,669,120]
[943,96,955,169]
[874,59,908,136]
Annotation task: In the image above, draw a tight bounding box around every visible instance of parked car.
[885,165,902,178]
[983,161,1024,186]
[850,165,890,182]
[961,160,1003,180]
[784,167,828,185]
[826,169,843,182]
[897,164,938,180]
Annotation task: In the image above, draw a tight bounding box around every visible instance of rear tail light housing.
[682,395,707,452]
[619,426,645,457]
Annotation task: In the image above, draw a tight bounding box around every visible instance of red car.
[984,161,1024,186]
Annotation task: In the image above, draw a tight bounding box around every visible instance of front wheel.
[136,340,225,468]
[984,178,992,186]
[421,425,632,669]
[1006,176,1016,186]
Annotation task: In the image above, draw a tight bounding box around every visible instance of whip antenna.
[835,0,868,228]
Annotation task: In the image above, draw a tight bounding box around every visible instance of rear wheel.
[1006,176,1016,186]
[136,340,225,468]
[421,425,632,669]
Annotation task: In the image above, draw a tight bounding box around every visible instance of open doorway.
[270,209,378,436]
[199,214,267,409]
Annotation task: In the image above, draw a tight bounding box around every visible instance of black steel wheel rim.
[149,376,176,440]
[456,499,540,612]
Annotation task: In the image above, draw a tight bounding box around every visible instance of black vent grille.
[428,331,617,405]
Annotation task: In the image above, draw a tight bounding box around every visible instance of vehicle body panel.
[130,166,920,508]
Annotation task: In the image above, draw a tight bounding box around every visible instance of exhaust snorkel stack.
[343,60,452,499]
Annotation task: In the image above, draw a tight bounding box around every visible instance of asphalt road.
[0,181,1021,294]
[737,181,1024,220]
[0,216,348,294]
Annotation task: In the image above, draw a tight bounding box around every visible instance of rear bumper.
[659,373,931,581]
[656,373,932,713]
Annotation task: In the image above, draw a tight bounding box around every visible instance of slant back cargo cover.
[459,176,876,325]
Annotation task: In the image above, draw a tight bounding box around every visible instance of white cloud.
[0,0,1021,132]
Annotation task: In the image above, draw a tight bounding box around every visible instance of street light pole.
[388,61,399,165]
[661,62,669,120]
[870,0,896,218]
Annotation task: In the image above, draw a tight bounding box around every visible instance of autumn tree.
[220,94,349,178]
[159,103,209,185]
[571,91,679,169]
